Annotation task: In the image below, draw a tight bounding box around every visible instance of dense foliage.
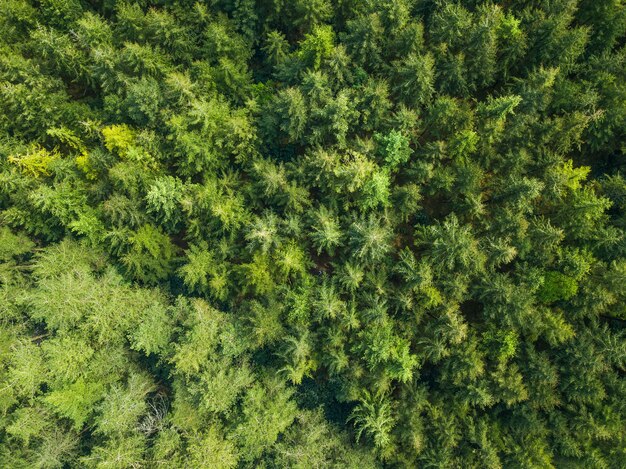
[1,0,625,467]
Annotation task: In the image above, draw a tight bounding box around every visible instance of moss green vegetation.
[0,0,625,467]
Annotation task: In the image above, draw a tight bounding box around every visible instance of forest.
[0,0,625,467]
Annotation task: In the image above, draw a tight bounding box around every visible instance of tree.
[263,31,290,67]
[309,205,343,255]
[273,87,308,142]
[348,390,395,452]
[233,376,298,462]
[349,214,393,262]
[273,408,378,468]
[416,214,484,275]
[392,53,435,108]
[121,224,175,283]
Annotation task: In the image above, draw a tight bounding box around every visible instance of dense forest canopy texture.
[1,0,625,467]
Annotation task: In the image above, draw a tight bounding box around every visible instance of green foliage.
[298,25,335,70]
[349,391,395,451]
[145,176,184,230]
[121,224,175,283]
[233,376,298,461]
[186,427,239,469]
[0,1,625,467]
[393,52,435,108]
[416,214,483,274]
[537,271,579,303]
[44,378,104,430]
[8,146,60,178]
[102,124,135,156]
[350,214,393,262]
[310,205,343,255]
[375,130,413,170]
[273,408,377,468]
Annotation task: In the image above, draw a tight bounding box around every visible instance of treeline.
[0,0,625,467]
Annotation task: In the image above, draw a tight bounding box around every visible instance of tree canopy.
[0,0,625,467]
